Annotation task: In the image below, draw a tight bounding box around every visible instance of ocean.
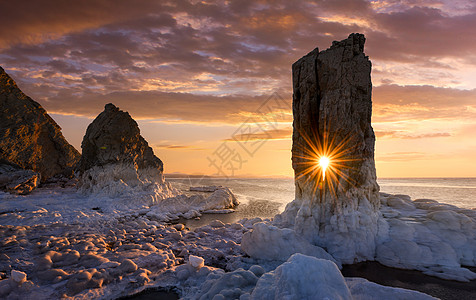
[168,177,476,227]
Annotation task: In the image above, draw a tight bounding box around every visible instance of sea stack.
[277,33,380,263]
[0,67,80,185]
[78,103,175,199]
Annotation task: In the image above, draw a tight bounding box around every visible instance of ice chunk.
[250,254,351,300]
[11,270,27,284]
[376,194,476,281]
[197,268,258,300]
[189,255,205,270]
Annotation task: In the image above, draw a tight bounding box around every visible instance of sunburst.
[294,122,359,199]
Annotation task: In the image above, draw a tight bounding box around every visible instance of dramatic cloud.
[3,0,476,117]
[33,89,292,124]
[373,84,476,122]
[1,0,475,176]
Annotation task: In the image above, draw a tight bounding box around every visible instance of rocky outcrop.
[78,103,176,200]
[0,67,80,182]
[274,33,380,263]
[0,160,40,195]
[79,103,163,173]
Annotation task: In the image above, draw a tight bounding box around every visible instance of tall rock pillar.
[278,33,380,263]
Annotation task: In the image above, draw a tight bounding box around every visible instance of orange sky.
[1,0,475,178]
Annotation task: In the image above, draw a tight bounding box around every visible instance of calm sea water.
[167,177,476,226]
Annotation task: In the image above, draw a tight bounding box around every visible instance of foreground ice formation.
[250,254,351,300]
[376,193,476,281]
[181,252,436,300]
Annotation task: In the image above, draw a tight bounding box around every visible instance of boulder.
[0,67,80,182]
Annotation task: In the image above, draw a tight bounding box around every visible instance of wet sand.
[342,261,476,300]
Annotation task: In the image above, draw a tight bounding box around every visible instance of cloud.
[225,128,293,142]
[0,0,168,48]
[376,151,434,161]
[372,84,476,122]
[375,130,451,139]
[35,89,292,124]
[154,144,207,151]
[1,0,475,128]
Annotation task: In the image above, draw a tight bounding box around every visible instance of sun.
[318,156,330,180]
[293,123,358,197]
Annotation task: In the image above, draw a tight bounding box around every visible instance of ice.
[345,277,436,300]
[1,174,475,299]
[241,222,340,267]
[376,193,476,281]
[190,186,224,192]
[250,253,352,300]
[146,187,239,222]
[78,163,179,201]
[189,255,205,270]
[274,194,381,264]
[10,270,26,284]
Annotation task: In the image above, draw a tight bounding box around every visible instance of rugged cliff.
[0,67,80,184]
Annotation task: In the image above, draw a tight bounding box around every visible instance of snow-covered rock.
[250,254,352,300]
[78,103,178,201]
[195,268,259,300]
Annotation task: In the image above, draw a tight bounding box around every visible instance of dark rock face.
[78,104,172,198]
[0,67,80,182]
[79,103,163,173]
[292,33,379,205]
[276,34,380,263]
